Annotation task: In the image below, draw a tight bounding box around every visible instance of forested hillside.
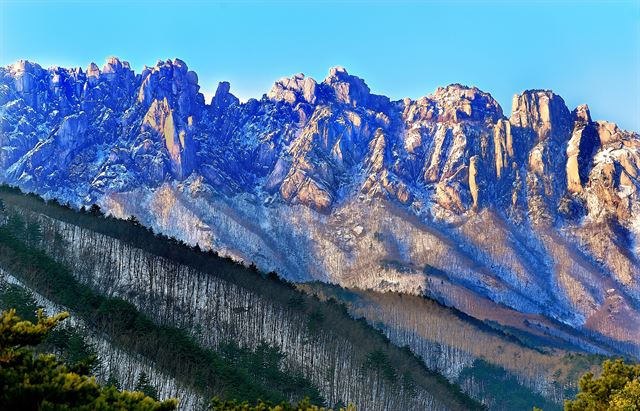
[0,186,482,411]
[302,283,615,410]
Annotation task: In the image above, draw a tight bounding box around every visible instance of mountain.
[1,57,639,405]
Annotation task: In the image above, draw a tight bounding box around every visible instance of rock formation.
[1,57,639,360]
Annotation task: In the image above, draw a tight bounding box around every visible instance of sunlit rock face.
[322,66,371,107]
[268,73,318,105]
[509,90,574,223]
[1,57,639,359]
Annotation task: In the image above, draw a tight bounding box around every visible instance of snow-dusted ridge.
[1,56,639,363]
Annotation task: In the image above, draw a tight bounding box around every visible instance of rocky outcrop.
[508,90,573,222]
[322,66,371,107]
[492,119,513,179]
[142,97,195,179]
[56,112,88,149]
[268,73,318,105]
[430,84,503,123]
[211,81,239,111]
[584,127,640,223]
[510,90,572,141]
[566,105,600,194]
[137,59,203,116]
[7,60,47,105]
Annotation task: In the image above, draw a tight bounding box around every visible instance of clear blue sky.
[1,0,638,131]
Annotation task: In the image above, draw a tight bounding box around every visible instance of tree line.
[0,186,483,410]
[0,212,322,405]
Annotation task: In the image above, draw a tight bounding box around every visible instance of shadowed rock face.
[1,57,639,359]
[211,81,239,111]
[566,105,600,194]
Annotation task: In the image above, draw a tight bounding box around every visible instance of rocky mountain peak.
[7,60,45,96]
[322,66,370,107]
[98,57,134,88]
[172,58,188,72]
[102,56,131,73]
[510,90,572,141]
[86,62,100,79]
[268,73,318,105]
[137,57,203,119]
[566,105,600,194]
[429,84,503,123]
[1,58,639,362]
[328,66,348,76]
[9,59,43,75]
[211,81,239,111]
[572,104,592,124]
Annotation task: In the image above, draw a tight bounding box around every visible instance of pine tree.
[135,371,159,400]
[0,197,6,224]
[0,308,177,410]
[209,397,355,411]
[24,221,42,246]
[88,204,102,216]
[105,372,122,390]
[564,359,640,411]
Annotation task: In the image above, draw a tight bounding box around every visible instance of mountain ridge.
[8,57,634,129]
[1,56,639,365]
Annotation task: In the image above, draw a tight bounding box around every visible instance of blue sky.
[1,0,638,130]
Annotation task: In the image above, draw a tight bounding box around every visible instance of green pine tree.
[209,397,355,411]
[135,371,159,400]
[0,308,177,410]
[564,359,640,411]
[105,372,122,390]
